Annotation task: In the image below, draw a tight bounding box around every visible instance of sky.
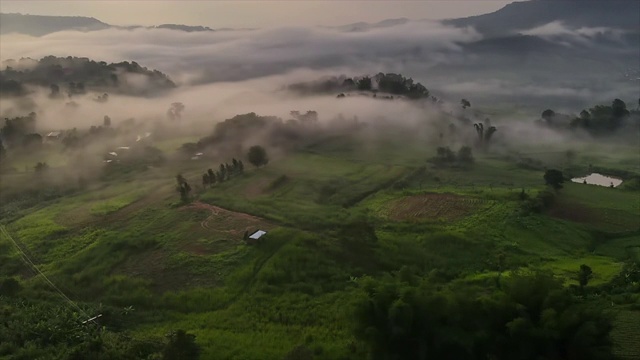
[0,1,522,28]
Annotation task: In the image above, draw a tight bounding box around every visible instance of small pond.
[571,173,623,187]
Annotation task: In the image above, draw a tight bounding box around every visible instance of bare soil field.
[386,193,488,222]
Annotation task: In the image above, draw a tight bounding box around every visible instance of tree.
[579,109,591,121]
[49,84,61,98]
[162,330,200,360]
[176,173,186,186]
[167,102,185,121]
[460,99,471,109]
[207,168,215,187]
[543,169,564,189]
[541,109,555,123]
[103,115,111,127]
[238,160,245,173]
[578,264,593,290]
[473,122,497,150]
[34,162,49,173]
[202,173,210,188]
[436,146,456,164]
[357,76,372,91]
[248,145,269,168]
[0,139,6,161]
[219,163,227,181]
[611,98,629,128]
[353,271,613,360]
[22,133,42,148]
[457,146,474,164]
[177,182,192,202]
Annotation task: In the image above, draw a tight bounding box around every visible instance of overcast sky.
[0,1,522,28]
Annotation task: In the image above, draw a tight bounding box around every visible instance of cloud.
[519,21,626,43]
[0,21,481,85]
[0,19,637,120]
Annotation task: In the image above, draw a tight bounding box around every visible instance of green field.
[1,123,639,360]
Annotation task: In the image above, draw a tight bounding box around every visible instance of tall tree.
[103,115,111,127]
[176,173,186,186]
[457,146,474,164]
[0,138,6,161]
[357,76,372,91]
[248,145,269,168]
[219,163,227,181]
[207,168,215,187]
[543,169,564,189]
[578,264,593,291]
[541,109,555,123]
[473,122,497,150]
[202,173,210,188]
[167,102,185,121]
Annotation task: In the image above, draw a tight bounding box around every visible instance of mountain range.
[0,13,214,36]
[2,0,639,37]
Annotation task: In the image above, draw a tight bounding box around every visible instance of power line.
[0,225,93,321]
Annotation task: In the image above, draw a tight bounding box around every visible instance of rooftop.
[249,230,267,240]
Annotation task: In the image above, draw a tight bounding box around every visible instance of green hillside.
[0,107,639,360]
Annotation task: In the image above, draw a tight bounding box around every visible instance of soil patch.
[180,201,273,255]
[548,201,599,224]
[387,193,486,222]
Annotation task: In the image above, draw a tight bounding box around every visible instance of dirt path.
[186,201,269,234]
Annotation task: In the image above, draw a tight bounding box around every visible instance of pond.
[571,173,623,187]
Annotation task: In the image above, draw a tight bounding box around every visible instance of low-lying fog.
[0,18,638,174]
[2,18,638,111]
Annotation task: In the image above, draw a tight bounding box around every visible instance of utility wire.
[0,225,92,320]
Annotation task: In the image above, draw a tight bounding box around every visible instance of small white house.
[46,131,61,141]
[249,230,267,240]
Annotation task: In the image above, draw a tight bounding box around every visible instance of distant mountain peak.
[0,13,217,36]
[444,0,640,36]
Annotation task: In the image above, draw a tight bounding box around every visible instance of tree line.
[539,98,639,135]
[288,72,430,99]
[353,270,613,360]
[0,55,176,97]
[176,145,268,202]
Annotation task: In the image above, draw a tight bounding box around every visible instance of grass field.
[1,128,638,359]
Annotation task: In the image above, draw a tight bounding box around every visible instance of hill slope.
[445,0,640,36]
[0,13,215,36]
[0,13,109,36]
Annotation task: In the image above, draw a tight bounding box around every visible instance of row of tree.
[177,146,269,201]
[202,158,245,187]
[0,112,38,148]
[287,73,430,99]
[433,146,474,166]
[539,98,639,135]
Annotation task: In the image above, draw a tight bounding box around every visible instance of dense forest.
[287,73,431,100]
[0,56,176,97]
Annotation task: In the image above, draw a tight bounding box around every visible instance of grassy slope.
[1,135,638,359]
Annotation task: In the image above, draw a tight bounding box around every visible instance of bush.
[0,277,21,296]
